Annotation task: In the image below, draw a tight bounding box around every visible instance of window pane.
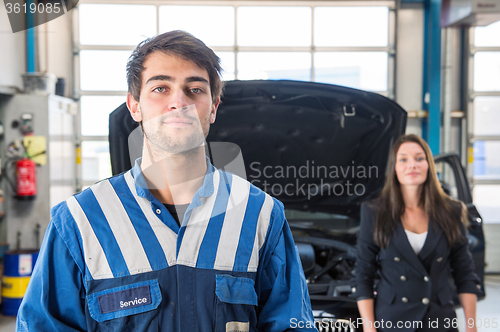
[314,52,388,91]
[237,52,311,81]
[237,7,311,46]
[80,50,131,91]
[50,141,75,182]
[159,6,234,46]
[473,185,500,223]
[81,96,126,136]
[315,7,388,47]
[473,141,500,179]
[435,161,459,199]
[475,21,500,47]
[79,4,156,46]
[82,141,112,182]
[474,52,500,91]
[473,97,500,136]
[216,52,235,81]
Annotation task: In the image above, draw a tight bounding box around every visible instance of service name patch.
[98,285,152,314]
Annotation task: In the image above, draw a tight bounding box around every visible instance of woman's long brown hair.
[373,134,467,249]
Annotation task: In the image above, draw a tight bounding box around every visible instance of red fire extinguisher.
[16,158,37,199]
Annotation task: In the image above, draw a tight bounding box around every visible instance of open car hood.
[207,80,407,217]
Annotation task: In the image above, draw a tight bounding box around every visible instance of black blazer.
[354,201,482,332]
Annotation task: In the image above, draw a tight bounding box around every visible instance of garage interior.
[1,0,500,330]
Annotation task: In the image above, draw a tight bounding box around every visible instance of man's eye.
[191,88,202,94]
[154,87,165,93]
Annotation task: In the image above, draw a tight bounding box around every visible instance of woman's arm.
[357,299,377,332]
[450,204,481,332]
[459,293,477,332]
[354,202,380,332]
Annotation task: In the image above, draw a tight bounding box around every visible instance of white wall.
[37,12,74,98]
[0,4,73,97]
[396,4,464,155]
[396,2,424,136]
[0,4,26,90]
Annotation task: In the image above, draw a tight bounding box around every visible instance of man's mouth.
[163,118,193,126]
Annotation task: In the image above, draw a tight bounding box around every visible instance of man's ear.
[127,93,142,122]
[210,97,220,124]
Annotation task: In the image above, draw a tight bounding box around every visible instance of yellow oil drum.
[1,250,39,316]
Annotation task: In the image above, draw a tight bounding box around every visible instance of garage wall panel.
[396,3,424,136]
[0,4,25,90]
[396,3,423,114]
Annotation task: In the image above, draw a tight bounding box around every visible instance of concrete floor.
[0,275,499,331]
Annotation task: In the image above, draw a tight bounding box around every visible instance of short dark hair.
[126,30,224,103]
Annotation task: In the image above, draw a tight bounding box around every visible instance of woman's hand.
[357,299,378,332]
[363,325,378,332]
[465,326,478,332]
[460,293,478,332]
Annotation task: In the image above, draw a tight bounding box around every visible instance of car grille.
[314,318,354,332]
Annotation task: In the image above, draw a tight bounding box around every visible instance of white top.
[404,229,428,255]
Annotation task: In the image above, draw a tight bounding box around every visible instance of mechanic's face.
[127,52,219,156]
[395,142,429,188]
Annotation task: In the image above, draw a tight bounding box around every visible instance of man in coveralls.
[16,30,318,331]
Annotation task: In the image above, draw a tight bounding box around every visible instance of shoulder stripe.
[108,175,169,271]
[74,191,129,278]
[233,185,266,271]
[195,171,232,269]
[124,171,177,266]
[91,180,152,275]
[66,196,113,279]
[213,175,250,270]
[177,170,220,267]
[247,194,274,272]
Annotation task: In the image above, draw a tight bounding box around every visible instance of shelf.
[0,86,18,96]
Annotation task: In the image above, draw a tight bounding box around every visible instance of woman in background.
[354,134,481,332]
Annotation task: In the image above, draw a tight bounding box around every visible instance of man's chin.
[152,140,206,157]
[169,144,205,155]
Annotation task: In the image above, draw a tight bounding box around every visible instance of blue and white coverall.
[16,159,317,331]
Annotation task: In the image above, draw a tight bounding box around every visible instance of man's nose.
[168,89,189,110]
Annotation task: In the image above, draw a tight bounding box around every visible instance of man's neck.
[140,144,208,205]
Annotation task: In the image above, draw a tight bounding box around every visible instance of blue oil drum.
[2,250,39,316]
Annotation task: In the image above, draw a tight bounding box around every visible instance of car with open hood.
[109,79,485,331]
